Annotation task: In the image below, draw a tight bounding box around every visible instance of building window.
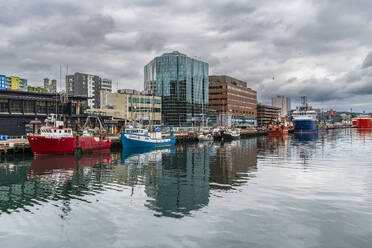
[0,99,8,113]
[24,100,34,113]
[36,101,47,114]
[10,100,22,113]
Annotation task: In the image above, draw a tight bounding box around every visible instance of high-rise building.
[101,78,112,92]
[272,96,291,117]
[209,75,257,127]
[51,79,57,93]
[66,72,112,109]
[144,51,209,126]
[43,78,57,93]
[43,78,49,89]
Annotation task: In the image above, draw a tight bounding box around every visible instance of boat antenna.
[57,64,61,124]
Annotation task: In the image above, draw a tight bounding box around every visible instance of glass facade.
[144,51,209,126]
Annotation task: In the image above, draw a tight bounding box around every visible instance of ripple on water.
[0,130,372,247]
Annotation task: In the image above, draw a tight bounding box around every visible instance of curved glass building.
[144,51,209,126]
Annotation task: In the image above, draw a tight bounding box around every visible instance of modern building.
[257,104,280,127]
[144,51,209,126]
[87,89,162,126]
[66,72,112,109]
[0,74,27,91]
[101,78,112,92]
[272,96,290,117]
[209,75,257,127]
[0,90,87,136]
[43,78,57,93]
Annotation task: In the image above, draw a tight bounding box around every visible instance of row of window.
[209,97,256,105]
[209,85,256,95]
[128,98,161,104]
[0,99,60,114]
[128,107,161,112]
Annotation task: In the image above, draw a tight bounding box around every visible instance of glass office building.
[144,51,209,126]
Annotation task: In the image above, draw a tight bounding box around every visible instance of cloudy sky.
[1,0,372,111]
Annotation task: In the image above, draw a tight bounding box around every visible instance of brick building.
[257,104,280,127]
[209,75,257,127]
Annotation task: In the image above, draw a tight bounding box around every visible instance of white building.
[272,96,291,117]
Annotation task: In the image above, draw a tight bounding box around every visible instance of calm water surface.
[0,129,372,248]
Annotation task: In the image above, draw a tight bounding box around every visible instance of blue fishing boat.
[120,126,176,149]
[292,97,318,134]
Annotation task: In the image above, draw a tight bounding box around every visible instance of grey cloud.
[1,0,372,111]
[362,52,372,69]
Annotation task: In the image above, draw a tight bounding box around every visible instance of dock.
[0,136,31,156]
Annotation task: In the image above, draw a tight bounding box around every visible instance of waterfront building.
[66,72,112,109]
[0,90,86,136]
[87,89,162,126]
[272,96,291,117]
[0,74,27,91]
[209,75,257,127]
[257,104,280,127]
[43,78,57,93]
[144,51,209,126]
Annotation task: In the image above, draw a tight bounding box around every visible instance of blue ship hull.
[293,119,318,133]
[120,132,176,149]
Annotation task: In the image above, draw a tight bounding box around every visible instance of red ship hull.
[267,126,289,135]
[357,118,372,128]
[27,136,111,155]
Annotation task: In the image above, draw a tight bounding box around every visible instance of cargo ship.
[292,97,318,134]
[27,116,111,155]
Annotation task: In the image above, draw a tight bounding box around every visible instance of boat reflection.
[0,153,113,215]
[121,146,176,166]
[0,140,259,218]
[29,153,112,177]
[293,132,318,142]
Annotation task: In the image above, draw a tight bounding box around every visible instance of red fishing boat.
[267,124,289,135]
[356,116,372,128]
[27,116,111,155]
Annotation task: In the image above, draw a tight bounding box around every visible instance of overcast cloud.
[1,0,372,111]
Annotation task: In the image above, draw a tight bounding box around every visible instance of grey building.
[144,51,209,126]
[66,72,112,109]
[43,78,57,93]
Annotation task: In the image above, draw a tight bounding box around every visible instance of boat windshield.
[126,129,148,134]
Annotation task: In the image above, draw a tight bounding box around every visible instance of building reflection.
[209,139,257,190]
[144,144,210,218]
[0,140,259,218]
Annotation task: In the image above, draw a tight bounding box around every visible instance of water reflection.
[0,154,112,215]
[209,140,257,190]
[293,132,319,141]
[0,140,260,218]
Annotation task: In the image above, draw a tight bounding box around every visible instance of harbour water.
[0,129,372,247]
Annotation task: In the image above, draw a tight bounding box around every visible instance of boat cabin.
[39,126,73,138]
